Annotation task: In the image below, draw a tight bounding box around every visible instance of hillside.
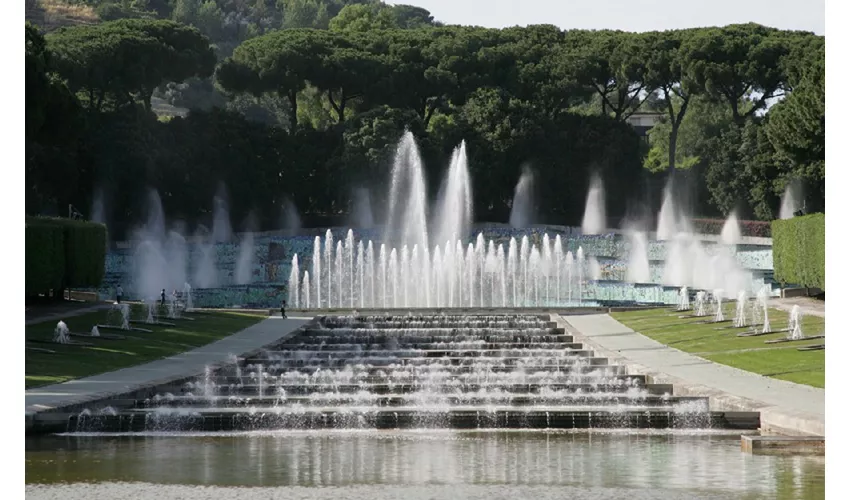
[25,0,99,32]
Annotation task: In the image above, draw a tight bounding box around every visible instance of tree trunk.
[667,125,679,175]
[287,91,298,133]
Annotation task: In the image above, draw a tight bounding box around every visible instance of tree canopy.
[25,7,825,235]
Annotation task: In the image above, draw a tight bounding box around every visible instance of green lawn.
[25,306,267,388]
[610,303,825,388]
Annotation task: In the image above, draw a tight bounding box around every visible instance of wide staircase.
[68,314,759,432]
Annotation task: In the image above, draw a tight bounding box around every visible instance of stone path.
[769,297,825,318]
[559,313,824,436]
[25,317,311,416]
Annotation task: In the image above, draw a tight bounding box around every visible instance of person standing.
[116,285,123,304]
[281,300,287,319]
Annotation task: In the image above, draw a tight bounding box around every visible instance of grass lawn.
[25,305,267,389]
[611,303,825,388]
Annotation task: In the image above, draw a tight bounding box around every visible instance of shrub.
[25,218,65,296]
[25,216,108,296]
[771,213,825,290]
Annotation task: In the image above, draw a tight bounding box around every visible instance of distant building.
[626,112,664,141]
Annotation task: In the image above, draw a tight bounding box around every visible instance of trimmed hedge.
[25,219,65,296]
[25,216,108,296]
[771,213,825,290]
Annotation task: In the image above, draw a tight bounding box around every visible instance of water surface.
[26,430,824,499]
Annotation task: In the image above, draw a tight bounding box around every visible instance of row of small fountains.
[675,286,804,340]
[52,298,194,345]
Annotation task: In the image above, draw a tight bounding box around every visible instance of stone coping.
[556,313,824,436]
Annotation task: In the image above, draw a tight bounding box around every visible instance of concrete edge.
[552,313,824,437]
[26,317,320,433]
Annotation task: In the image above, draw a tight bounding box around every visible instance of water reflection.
[26,431,824,499]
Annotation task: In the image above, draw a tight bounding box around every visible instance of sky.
[397,0,825,35]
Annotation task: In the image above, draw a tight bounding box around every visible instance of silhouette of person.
[281,300,287,319]
[116,285,123,304]
[161,289,166,305]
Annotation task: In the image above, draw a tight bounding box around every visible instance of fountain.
[68,313,746,434]
[281,197,302,236]
[677,287,690,311]
[625,230,650,283]
[720,213,742,245]
[145,300,156,324]
[183,282,193,310]
[712,289,725,322]
[581,174,605,235]
[788,305,803,340]
[211,189,233,243]
[53,321,70,344]
[694,291,707,317]
[509,167,534,228]
[734,290,747,327]
[656,180,678,241]
[90,326,100,337]
[234,231,254,285]
[779,182,800,220]
[757,285,772,333]
[351,188,374,228]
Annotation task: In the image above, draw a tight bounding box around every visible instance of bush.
[25,218,66,296]
[25,216,108,296]
[771,213,825,290]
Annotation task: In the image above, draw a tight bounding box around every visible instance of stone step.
[240,358,612,374]
[278,335,575,345]
[250,349,597,361]
[300,328,564,336]
[138,394,706,409]
[190,373,645,389]
[66,409,758,432]
[175,382,670,397]
[266,341,582,351]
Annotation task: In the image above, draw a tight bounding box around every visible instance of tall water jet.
[625,230,650,283]
[164,230,188,292]
[720,213,742,245]
[581,174,606,235]
[281,197,302,236]
[788,305,803,340]
[351,188,374,228]
[288,255,300,308]
[509,166,535,228]
[657,180,678,240]
[385,131,429,251]
[211,190,233,243]
[90,187,106,225]
[193,225,219,289]
[183,283,193,310]
[235,232,255,285]
[432,141,473,249]
[779,182,801,220]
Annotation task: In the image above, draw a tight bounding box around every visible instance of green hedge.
[25,216,108,296]
[25,219,66,296]
[771,213,825,290]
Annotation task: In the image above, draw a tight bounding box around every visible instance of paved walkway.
[769,297,825,318]
[558,313,824,436]
[25,317,311,415]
